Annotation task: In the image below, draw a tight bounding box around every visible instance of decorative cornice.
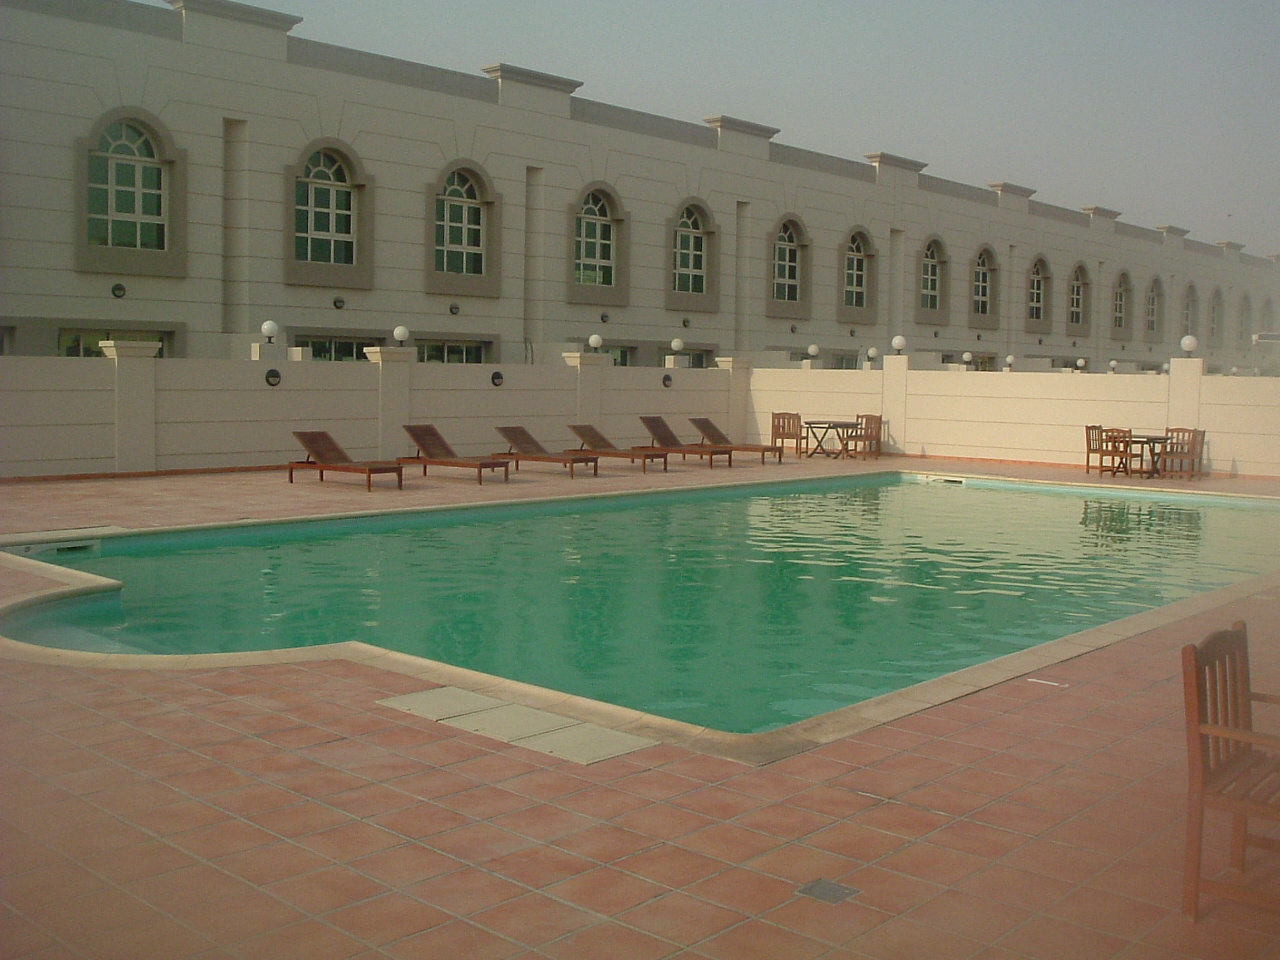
[1083,206,1121,220]
[704,115,780,140]
[1157,225,1190,238]
[988,182,1036,198]
[481,63,582,94]
[166,0,301,31]
[864,152,927,173]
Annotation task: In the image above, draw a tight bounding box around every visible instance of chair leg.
[1183,801,1205,918]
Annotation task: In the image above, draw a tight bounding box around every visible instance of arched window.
[77,109,187,277]
[845,235,867,308]
[673,206,706,294]
[773,223,800,302]
[1145,279,1163,339]
[1208,289,1224,343]
[1183,285,1199,336]
[1239,296,1253,346]
[921,241,942,310]
[1068,265,1089,327]
[1112,272,1132,333]
[1025,258,1051,333]
[88,121,166,251]
[575,191,614,287]
[295,149,354,266]
[972,251,991,315]
[435,170,483,275]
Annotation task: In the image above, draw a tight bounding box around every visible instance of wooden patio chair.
[638,416,733,468]
[1181,621,1280,919]
[1085,424,1104,474]
[399,424,510,484]
[288,431,403,491]
[494,426,599,478]
[849,414,883,460]
[568,424,668,473]
[1099,428,1135,476]
[688,417,783,464]
[771,411,807,458]
[1164,427,1206,480]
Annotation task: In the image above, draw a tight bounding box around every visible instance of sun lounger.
[398,424,510,484]
[638,416,733,467]
[495,426,599,478]
[568,424,668,472]
[688,417,783,464]
[289,431,403,491]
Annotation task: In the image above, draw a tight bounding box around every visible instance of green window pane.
[449,204,463,224]
[114,163,135,187]
[295,209,308,233]
[88,155,109,184]
[692,275,704,294]
[446,249,463,273]
[435,223,445,246]
[140,222,164,249]
[312,238,331,262]
[600,224,612,242]
[142,193,162,217]
[434,249,445,271]
[691,253,703,271]
[295,181,308,205]
[466,227,480,247]
[111,220,137,247]
[425,344,445,362]
[114,190,136,214]
[435,198,445,220]
[600,265,613,286]
[448,224,463,245]
[599,241,611,261]
[468,206,481,226]
[465,252,482,274]
[335,213,351,235]
[314,186,330,208]
[141,166,161,190]
[336,190,351,211]
[88,218,109,246]
[294,236,308,260]
[313,211,330,233]
[334,241,353,264]
[676,274,690,292]
[88,187,109,216]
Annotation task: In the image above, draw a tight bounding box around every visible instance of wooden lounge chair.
[1164,427,1206,479]
[1181,621,1280,919]
[398,424,510,484]
[288,430,403,491]
[568,424,668,473]
[771,411,806,458]
[639,416,733,468]
[495,426,599,478]
[688,417,783,464]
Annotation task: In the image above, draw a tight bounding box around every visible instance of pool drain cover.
[797,879,860,904]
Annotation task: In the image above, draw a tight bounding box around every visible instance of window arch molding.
[914,235,949,326]
[283,138,374,289]
[75,107,188,277]
[835,227,877,325]
[566,181,629,307]
[1110,270,1133,342]
[1024,255,1052,334]
[425,159,502,298]
[1066,261,1092,335]
[1143,277,1164,343]
[765,214,812,321]
[968,244,999,330]
[665,198,719,313]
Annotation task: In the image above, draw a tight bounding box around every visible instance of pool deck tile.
[4,456,1280,959]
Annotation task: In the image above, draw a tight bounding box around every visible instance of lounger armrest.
[1199,723,1280,751]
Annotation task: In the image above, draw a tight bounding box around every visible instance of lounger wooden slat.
[639,416,732,468]
[398,424,510,484]
[495,426,599,478]
[688,417,783,463]
[567,424,668,472]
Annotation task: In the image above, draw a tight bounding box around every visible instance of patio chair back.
[1100,428,1133,476]
[688,418,733,446]
[771,412,805,457]
[568,424,619,451]
[293,430,353,465]
[403,424,459,460]
[640,416,687,448]
[1164,427,1206,479]
[1084,424,1104,473]
[496,426,551,455]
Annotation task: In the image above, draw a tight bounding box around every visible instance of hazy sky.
[158,0,1280,254]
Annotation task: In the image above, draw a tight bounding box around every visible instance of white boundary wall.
[2,352,1278,479]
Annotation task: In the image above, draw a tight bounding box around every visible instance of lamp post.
[866,346,879,369]
[588,333,603,352]
[1076,358,1087,371]
[1180,334,1199,356]
[260,320,279,344]
[891,335,906,355]
[961,351,973,369]
[393,325,410,346]
[1005,354,1015,370]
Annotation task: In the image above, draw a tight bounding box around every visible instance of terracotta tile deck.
[3,456,1280,958]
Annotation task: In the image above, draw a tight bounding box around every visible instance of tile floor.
[3,455,1280,959]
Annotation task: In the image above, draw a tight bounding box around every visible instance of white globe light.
[1109,359,1118,370]
[866,347,880,360]
[393,325,410,344]
[891,335,906,352]
[806,343,819,357]
[588,333,603,349]
[1076,357,1087,368]
[260,320,279,341]
[961,351,973,363]
[1005,355,1015,366]
[1180,335,1199,353]
[670,338,684,352]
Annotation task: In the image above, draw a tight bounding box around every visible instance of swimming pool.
[4,475,1279,733]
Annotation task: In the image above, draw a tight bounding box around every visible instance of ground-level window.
[295,335,378,361]
[58,328,168,357]
[417,340,487,363]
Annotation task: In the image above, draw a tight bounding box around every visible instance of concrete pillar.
[714,356,752,439]
[881,353,909,454]
[562,351,607,424]
[364,346,416,459]
[100,340,161,473]
[1167,356,1203,429]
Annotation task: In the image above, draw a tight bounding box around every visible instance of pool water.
[5,476,1279,733]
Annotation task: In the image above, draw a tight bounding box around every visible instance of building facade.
[2,0,1277,373]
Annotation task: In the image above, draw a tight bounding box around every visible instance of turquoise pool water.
[5,476,1279,733]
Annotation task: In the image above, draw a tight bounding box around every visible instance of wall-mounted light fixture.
[449,303,460,315]
[681,317,690,328]
[790,324,798,334]
[264,368,281,387]
[111,283,126,299]
[491,370,504,386]
[333,296,345,309]
[662,373,673,388]
[599,313,609,323]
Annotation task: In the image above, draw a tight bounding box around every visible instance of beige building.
[2,0,1277,374]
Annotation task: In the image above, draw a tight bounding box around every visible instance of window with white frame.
[1209,291,1223,341]
[972,252,991,315]
[574,192,614,286]
[294,335,377,361]
[434,171,483,275]
[1068,266,1087,326]
[417,340,487,363]
[844,235,867,308]
[920,241,941,310]
[59,328,168,358]
[1146,280,1162,334]
[295,150,354,265]
[1113,275,1130,329]
[1028,261,1045,321]
[1239,297,1253,345]
[773,223,800,301]
[672,206,706,294]
[1183,286,1198,336]
[87,122,166,251]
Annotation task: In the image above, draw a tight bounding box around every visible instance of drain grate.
[797,879,860,904]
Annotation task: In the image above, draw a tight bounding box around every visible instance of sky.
[155,0,1279,254]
